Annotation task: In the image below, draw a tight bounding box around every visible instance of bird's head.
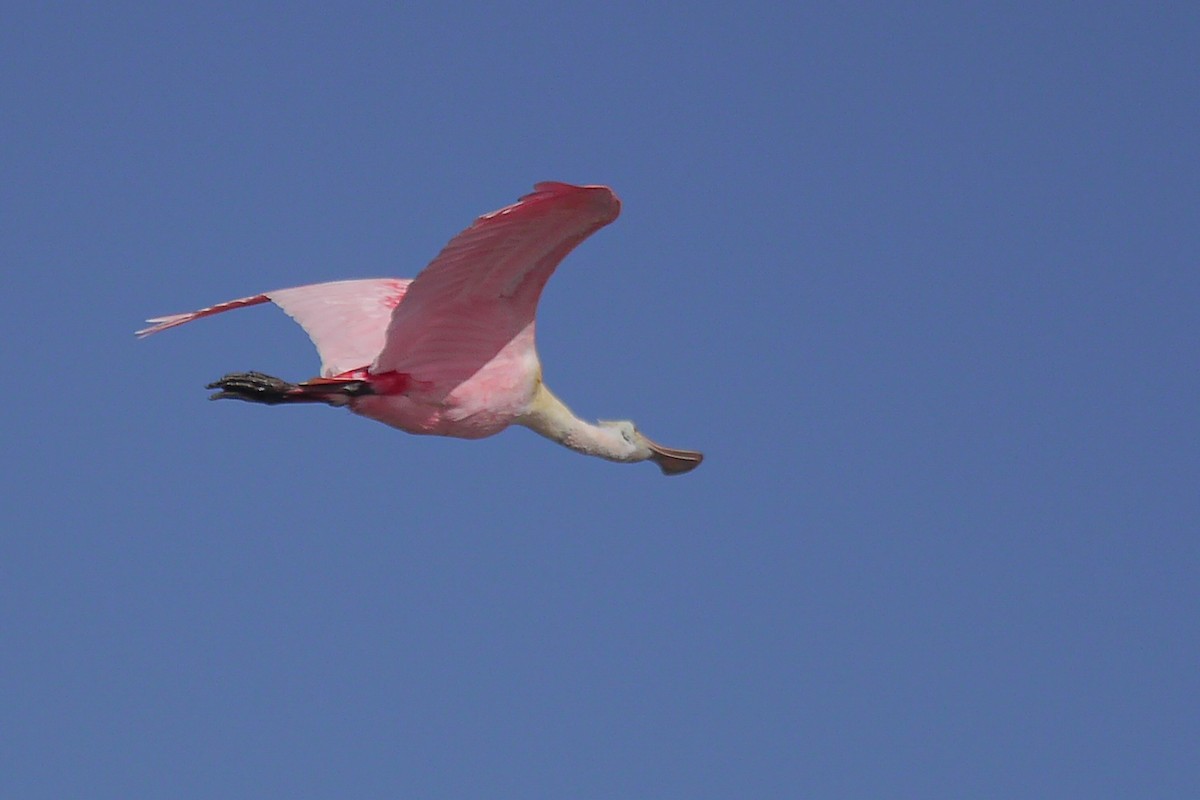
[599,420,704,476]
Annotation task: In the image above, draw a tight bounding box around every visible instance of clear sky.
[3,3,1197,797]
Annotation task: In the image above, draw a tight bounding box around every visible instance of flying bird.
[138,181,703,475]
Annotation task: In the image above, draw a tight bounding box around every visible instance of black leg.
[207,371,377,406]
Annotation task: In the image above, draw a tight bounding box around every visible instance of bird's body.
[139,182,702,474]
[354,321,541,439]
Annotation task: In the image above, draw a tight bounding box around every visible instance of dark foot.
[207,371,376,406]
[207,371,303,404]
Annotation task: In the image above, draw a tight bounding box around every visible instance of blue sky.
[3,3,1197,797]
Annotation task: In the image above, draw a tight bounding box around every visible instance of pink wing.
[372,182,620,383]
[138,278,411,377]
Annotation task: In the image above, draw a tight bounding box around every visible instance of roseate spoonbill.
[138,182,703,475]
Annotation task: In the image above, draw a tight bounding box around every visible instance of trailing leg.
[206,371,374,406]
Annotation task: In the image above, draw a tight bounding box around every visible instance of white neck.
[518,384,636,462]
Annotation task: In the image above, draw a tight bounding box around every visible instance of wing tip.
[135,314,191,337]
[135,293,272,338]
[522,181,621,222]
[479,182,620,226]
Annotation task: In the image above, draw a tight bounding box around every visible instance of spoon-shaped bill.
[644,437,704,476]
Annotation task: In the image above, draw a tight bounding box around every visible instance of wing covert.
[373,182,620,378]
